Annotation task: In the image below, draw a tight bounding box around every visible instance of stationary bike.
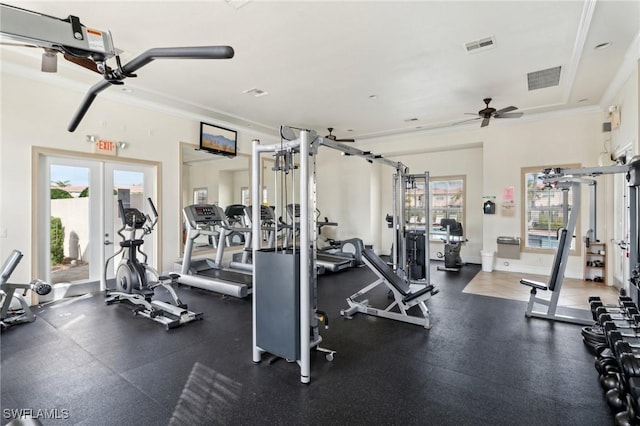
[437,218,466,272]
[105,198,202,329]
[0,249,51,332]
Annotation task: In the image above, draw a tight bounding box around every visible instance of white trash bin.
[480,250,495,272]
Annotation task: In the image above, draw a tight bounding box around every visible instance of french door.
[37,151,157,301]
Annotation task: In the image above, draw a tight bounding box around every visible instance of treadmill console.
[183,204,225,228]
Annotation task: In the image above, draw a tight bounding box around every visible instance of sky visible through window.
[51,165,142,186]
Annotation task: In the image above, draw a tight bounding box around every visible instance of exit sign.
[95,139,117,156]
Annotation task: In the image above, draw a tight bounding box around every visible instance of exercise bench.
[341,248,438,329]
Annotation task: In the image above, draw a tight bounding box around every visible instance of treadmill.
[284,204,354,273]
[178,204,252,298]
[228,205,277,272]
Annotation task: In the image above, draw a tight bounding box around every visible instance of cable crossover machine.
[250,127,438,384]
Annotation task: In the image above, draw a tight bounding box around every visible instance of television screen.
[199,122,237,157]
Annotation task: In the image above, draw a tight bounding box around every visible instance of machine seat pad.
[519,279,548,291]
[362,249,411,295]
[402,285,435,304]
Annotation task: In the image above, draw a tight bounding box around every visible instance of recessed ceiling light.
[369,95,377,99]
[578,98,589,103]
[346,129,353,132]
[121,87,133,93]
[404,118,418,122]
[594,42,612,50]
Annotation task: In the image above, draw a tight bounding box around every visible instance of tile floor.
[463,269,620,309]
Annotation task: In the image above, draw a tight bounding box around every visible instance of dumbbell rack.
[584,242,606,284]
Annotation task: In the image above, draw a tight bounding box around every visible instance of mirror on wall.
[180,142,250,255]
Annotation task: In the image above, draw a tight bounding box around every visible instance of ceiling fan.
[325,128,355,143]
[462,98,523,128]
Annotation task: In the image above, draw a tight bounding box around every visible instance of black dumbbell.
[590,298,635,321]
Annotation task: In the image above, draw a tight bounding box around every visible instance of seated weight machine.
[520,157,640,323]
[519,175,596,325]
[105,198,202,329]
[345,172,438,328]
[0,250,51,332]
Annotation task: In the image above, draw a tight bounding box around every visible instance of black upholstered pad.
[362,249,411,295]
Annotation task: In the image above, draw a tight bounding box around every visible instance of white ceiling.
[1,1,639,141]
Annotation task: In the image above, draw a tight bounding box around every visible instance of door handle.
[104,240,113,246]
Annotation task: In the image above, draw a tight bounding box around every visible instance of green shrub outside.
[50,217,64,265]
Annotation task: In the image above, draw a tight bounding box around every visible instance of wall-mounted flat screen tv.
[199,122,237,157]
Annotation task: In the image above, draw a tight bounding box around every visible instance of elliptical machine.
[437,218,466,272]
[105,198,202,329]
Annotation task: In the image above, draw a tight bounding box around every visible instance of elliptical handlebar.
[105,198,159,287]
[145,198,158,235]
[116,200,128,242]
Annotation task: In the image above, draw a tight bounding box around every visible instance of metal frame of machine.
[250,127,438,383]
[520,156,640,323]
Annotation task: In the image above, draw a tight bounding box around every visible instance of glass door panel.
[104,163,156,284]
[49,164,92,284]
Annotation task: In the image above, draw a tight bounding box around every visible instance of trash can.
[480,250,494,272]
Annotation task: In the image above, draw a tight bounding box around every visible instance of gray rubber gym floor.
[1,262,612,425]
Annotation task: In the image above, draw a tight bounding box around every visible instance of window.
[193,188,208,204]
[429,176,465,240]
[240,187,268,206]
[521,165,579,253]
[241,187,250,206]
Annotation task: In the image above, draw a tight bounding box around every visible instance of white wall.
[1,61,638,284]
[316,148,377,247]
[386,146,483,263]
[233,169,249,205]
[0,71,273,282]
[609,64,639,156]
[358,111,604,278]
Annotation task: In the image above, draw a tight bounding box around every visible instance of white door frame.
[33,147,160,300]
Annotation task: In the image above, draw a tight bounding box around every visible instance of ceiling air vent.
[464,36,495,54]
[527,66,562,91]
